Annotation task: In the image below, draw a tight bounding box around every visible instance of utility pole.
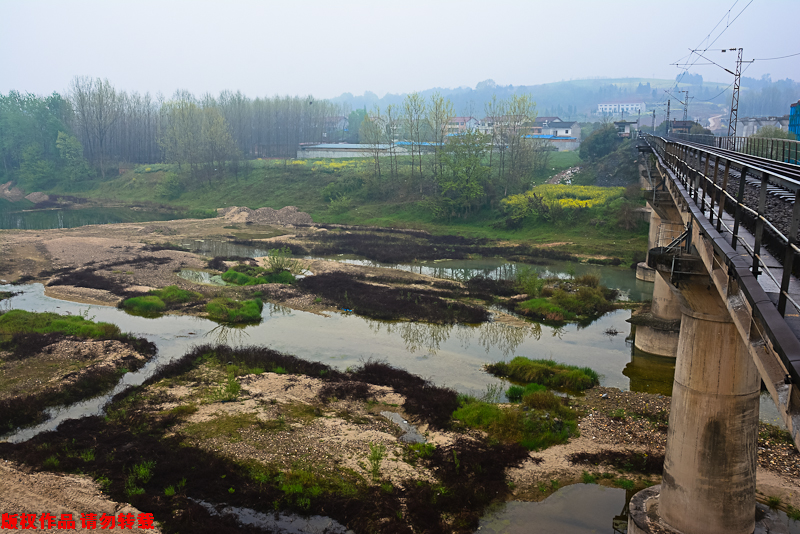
[682,90,690,121]
[652,109,656,132]
[666,100,671,136]
[727,47,743,141]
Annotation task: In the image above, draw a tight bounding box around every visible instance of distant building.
[446,116,480,134]
[790,101,800,139]
[536,119,580,141]
[614,121,638,138]
[739,115,790,137]
[297,143,409,159]
[598,102,646,114]
[670,120,697,135]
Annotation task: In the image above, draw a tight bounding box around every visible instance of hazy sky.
[2,0,798,99]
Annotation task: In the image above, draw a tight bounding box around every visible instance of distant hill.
[331,76,800,126]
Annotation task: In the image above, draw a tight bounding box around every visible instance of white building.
[597,102,646,114]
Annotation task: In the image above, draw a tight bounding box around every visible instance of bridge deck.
[699,192,800,339]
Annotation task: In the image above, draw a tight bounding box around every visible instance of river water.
[0,206,185,230]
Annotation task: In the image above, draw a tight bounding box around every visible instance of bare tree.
[427,92,455,179]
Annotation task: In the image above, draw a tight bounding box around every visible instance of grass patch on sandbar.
[486,357,599,391]
[205,298,264,324]
[120,285,203,316]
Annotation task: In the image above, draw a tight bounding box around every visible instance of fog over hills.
[331,76,800,123]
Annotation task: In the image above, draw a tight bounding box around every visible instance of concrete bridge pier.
[630,273,682,357]
[628,282,761,534]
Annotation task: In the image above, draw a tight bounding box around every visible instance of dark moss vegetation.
[47,256,173,296]
[207,255,256,271]
[0,345,529,533]
[272,228,575,264]
[568,450,665,475]
[486,356,600,391]
[298,272,489,324]
[0,310,155,431]
[0,367,125,432]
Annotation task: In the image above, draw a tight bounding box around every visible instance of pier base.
[629,283,760,534]
[632,274,681,358]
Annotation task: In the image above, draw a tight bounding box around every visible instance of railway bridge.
[627,133,800,534]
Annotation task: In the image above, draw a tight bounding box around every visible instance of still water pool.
[0,207,186,230]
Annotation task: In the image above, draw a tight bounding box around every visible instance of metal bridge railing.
[669,132,800,165]
[644,133,800,318]
[642,132,800,387]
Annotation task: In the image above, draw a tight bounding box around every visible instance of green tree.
[579,124,619,161]
[56,131,91,182]
[751,125,795,140]
[19,144,55,190]
[689,123,713,136]
[347,109,367,143]
[435,130,491,218]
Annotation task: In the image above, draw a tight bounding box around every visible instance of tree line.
[0,77,347,188]
[332,92,554,219]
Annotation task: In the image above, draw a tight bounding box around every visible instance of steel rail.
[671,141,800,256]
[663,136,800,189]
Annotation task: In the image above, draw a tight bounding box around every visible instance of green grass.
[48,154,647,263]
[0,310,121,338]
[517,298,576,321]
[221,267,295,286]
[452,391,578,451]
[120,295,166,315]
[506,383,547,402]
[205,298,264,323]
[152,285,203,304]
[183,413,266,443]
[486,356,599,391]
[120,285,203,316]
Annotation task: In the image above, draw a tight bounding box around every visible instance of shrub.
[453,394,578,451]
[266,247,305,274]
[205,298,264,323]
[155,173,183,199]
[516,267,545,297]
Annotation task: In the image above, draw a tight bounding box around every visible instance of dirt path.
[0,460,161,532]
